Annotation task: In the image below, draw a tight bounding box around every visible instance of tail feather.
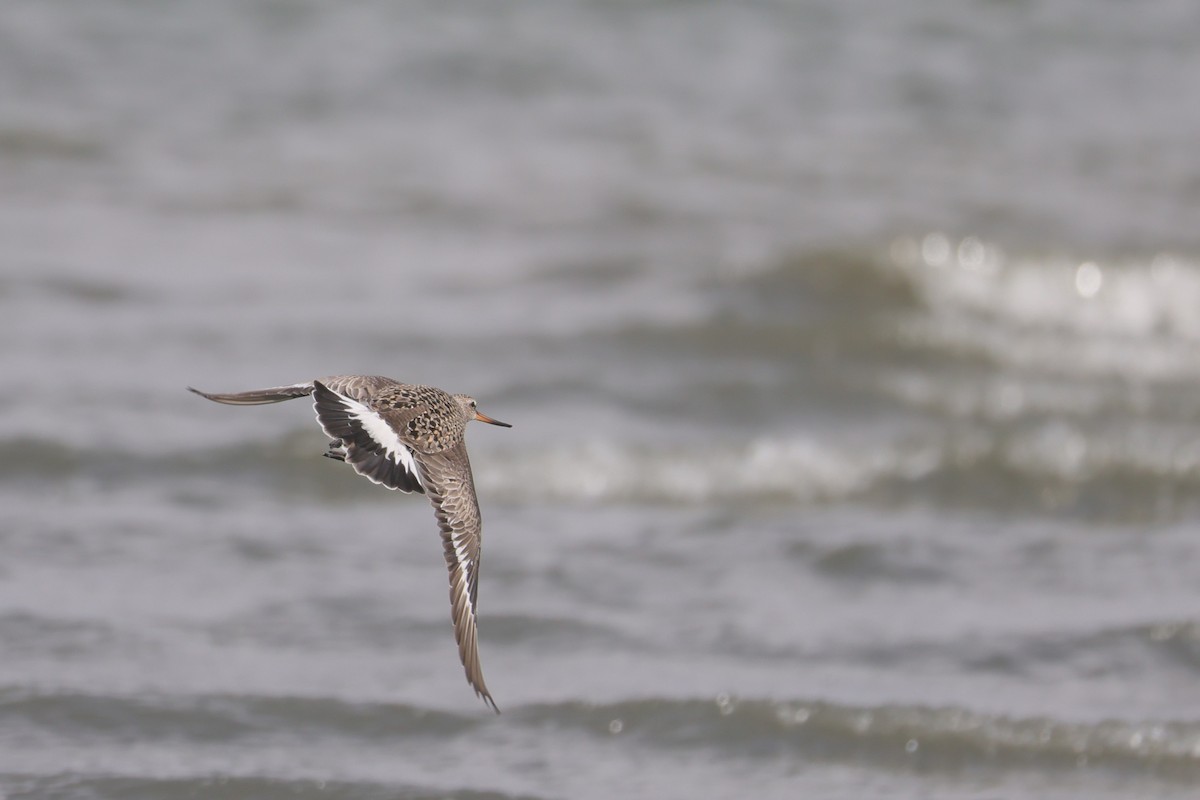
[188,383,314,406]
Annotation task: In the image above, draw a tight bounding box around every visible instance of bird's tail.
[187,382,315,406]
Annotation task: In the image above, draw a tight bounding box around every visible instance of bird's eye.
[470,400,477,408]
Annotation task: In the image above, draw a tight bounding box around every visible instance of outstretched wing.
[414,441,497,712]
[311,381,425,494]
[188,383,314,406]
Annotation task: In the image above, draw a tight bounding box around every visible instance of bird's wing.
[188,382,314,405]
[414,440,497,712]
[311,381,425,494]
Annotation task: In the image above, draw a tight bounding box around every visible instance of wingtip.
[471,674,500,713]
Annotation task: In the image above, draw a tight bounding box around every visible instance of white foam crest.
[890,235,1200,378]
[475,436,946,505]
[1002,421,1200,484]
[895,235,1200,338]
[473,422,1200,508]
[877,373,1101,423]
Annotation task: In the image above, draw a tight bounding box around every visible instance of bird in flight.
[189,375,511,712]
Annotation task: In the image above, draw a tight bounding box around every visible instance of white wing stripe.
[338,394,424,489]
[453,530,475,614]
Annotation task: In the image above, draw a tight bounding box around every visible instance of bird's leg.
[323,440,348,461]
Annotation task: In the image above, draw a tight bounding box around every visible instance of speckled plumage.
[188,375,511,712]
[319,375,472,454]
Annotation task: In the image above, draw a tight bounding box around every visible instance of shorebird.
[188,376,510,712]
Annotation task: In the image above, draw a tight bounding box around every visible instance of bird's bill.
[474,411,512,428]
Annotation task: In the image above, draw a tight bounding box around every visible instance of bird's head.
[455,394,512,428]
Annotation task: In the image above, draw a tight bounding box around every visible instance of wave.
[0,687,474,742]
[742,236,1200,341]
[13,421,1200,520]
[6,688,1200,782]
[533,696,1200,779]
[689,236,1200,380]
[763,618,1200,680]
[3,773,548,800]
[0,125,106,161]
[476,429,1200,520]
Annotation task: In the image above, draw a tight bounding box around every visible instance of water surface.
[3,2,1200,798]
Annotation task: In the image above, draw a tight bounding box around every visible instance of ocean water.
[4,1,1200,798]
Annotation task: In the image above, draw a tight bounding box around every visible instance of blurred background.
[4,1,1200,798]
